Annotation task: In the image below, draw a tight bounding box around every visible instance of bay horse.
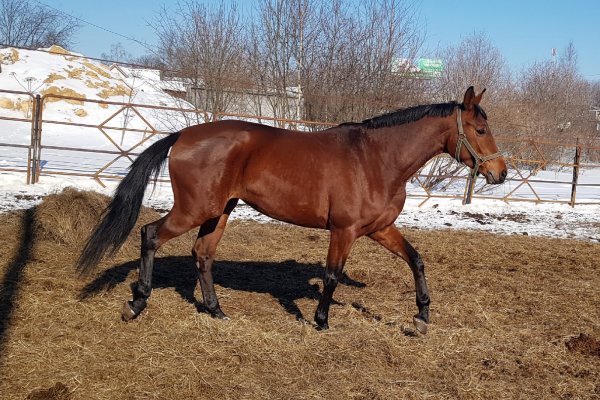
[77,87,507,333]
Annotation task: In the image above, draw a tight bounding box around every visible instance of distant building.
[186,84,301,122]
[110,64,301,122]
[592,107,600,132]
[109,65,188,100]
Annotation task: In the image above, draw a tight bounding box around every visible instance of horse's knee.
[192,244,214,271]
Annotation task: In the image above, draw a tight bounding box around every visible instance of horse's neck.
[371,117,452,183]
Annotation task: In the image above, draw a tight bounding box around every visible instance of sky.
[38,0,600,81]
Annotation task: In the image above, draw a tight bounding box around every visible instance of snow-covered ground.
[0,46,598,243]
[0,171,598,243]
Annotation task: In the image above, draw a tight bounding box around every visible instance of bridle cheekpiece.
[454,107,502,178]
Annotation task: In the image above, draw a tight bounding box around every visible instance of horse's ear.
[474,88,486,105]
[463,86,476,111]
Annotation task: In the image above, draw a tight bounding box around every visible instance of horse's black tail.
[76,132,181,274]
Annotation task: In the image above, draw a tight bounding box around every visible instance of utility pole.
[296,0,305,122]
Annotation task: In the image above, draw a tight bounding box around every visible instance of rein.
[454,107,502,178]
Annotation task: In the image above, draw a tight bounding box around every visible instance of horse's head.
[450,87,507,184]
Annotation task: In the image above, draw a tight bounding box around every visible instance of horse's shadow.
[80,256,366,321]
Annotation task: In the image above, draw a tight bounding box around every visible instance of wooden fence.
[0,89,598,206]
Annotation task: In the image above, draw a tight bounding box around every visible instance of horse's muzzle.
[485,169,507,184]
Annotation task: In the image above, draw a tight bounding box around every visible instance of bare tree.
[519,42,593,139]
[422,33,512,189]
[152,0,245,117]
[248,0,424,124]
[433,33,509,101]
[0,0,79,48]
[591,81,600,108]
[101,42,134,63]
[303,0,425,123]
[101,42,164,69]
[246,0,317,124]
[431,31,516,134]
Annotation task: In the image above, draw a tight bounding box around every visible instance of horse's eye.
[476,128,486,135]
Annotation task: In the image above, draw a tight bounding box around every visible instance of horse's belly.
[241,193,329,229]
[237,135,339,229]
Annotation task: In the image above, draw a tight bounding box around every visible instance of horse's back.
[168,121,341,226]
[168,120,392,230]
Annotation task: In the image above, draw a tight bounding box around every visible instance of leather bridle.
[454,107,502,178]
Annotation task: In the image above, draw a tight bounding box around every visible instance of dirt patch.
[14,194,42,201]
[0,97,33,114]
[463,211,491,225]
[82,61,113,79]
[566,334,600,357]
[0,48,20,64]
[85,79,111,89]
[27,382,71,400]
[0,97,16,110]
[495,213,531,223]
[66,68,85,79]
[0,190,599,399]
[73,108,87,117]
[44,73,66,84]
[48,45,72,56]
[40,87,86,105]
[451,211,531,225]
[97,85,131,99]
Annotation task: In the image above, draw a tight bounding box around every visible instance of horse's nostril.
[500,170,507,180]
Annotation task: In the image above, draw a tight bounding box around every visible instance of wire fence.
[0,88,599,206]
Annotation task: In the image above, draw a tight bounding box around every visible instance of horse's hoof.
[211,310,230,321]
[121,301,138,322]
[315,322,329,331]
[413,316,428,335]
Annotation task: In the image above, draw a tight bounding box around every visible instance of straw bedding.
[0,189,598,399]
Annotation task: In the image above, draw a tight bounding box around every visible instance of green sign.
[417,58,443,77]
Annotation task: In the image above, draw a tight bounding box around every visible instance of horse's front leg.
[314,228,356,330]
[369,224,430,334]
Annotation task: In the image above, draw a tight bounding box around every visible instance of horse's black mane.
[340,101,487,130]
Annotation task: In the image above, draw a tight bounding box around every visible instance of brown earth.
[0,189,599,399]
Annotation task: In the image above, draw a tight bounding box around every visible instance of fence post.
[463,173,476,205]
[30,94,42,184]
[26,94,35,184]
[570,138,581,207]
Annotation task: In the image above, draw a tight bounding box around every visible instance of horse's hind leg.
[369,225,430,334]
[122,209,202,321]
[192,199,237,319]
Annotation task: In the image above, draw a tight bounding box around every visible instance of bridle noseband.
[454,107,502,178]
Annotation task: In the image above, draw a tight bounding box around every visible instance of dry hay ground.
[0,189,599,400]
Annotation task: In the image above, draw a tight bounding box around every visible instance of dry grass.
[44,74,67,84]
[48,46,72,56]
[0,189,599,399]
[40,87,86,105]
[97,86,131,99]
[0,97,33,113]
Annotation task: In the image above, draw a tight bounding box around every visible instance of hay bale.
[33,187,163,249]
[34,188,110,248]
